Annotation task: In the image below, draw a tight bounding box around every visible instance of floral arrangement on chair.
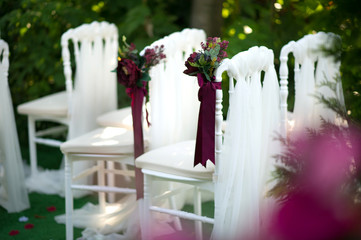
[116,36,166,88]
[115,36,165,199]
[184,37,229,81]
[183,37,229,167]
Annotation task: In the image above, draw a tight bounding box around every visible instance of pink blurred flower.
[263,124,361,240]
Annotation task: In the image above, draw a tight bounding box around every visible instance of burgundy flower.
[24,223,34,229]
[144,45,166,68]
[183,52,199,76]
[117,58,141,88]
[128,43,136,52]
[46,206,56,212]
[9,230,19,236]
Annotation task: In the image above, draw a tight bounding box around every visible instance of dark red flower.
[9,230,19,236]
[117,58,141,88]
[46,206,56,212]
[24,223,34,229]
[183,52,199,76]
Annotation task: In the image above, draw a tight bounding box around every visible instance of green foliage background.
[1,0,360,155]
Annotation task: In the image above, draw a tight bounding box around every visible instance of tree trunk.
[190,0,224,37]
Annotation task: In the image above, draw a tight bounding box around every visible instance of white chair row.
[5,22,342,239]
[134,32,343,240]
[60,28,206,240]
[57,30,342,239]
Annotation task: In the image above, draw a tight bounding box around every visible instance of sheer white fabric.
[292,32,344,132]
[212,47,280,239]
[67,22,118,188]
[148,29,204,149]
[145,28,205,210]
[0,39,30,212]
[25,22,119,197]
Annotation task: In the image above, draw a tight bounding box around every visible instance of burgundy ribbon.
[126,85,146,199]
[194,73,222,167]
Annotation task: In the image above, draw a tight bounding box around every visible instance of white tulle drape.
[0,39,30,213]
[148,29,204,149]
[25,22,118,197]
[212,47,280,239]
[292,32,344,132]
[68,23,118,188]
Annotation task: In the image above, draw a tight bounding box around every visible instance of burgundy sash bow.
[194,73,222,167]
[126,85,147,199]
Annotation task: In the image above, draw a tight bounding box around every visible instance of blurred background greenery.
[0,0,360,162]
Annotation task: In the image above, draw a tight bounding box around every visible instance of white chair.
[279,31,344,137]
[212,46,280,239]
[135,46,281,240]
[0,39,30,213]
[17,21,119,177]
[59,28,206,240]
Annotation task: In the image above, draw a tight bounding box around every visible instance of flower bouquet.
[184,37,228,81]
[183,37,229,167]
[116,36,165,89]
[115,36,165,199]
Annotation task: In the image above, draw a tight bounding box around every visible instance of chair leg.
[65,155,73,240]
[97,160,106,212]
[141,173,152,240]
[169,182,182,231]
[106,161,115,203]
[194,186,203,240]
[28,116,38,176]
[120,163,132,182]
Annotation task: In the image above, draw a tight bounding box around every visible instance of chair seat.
[61,127,149,155]
[135,140,214,180]
[96,107,132,129]
[17,91,67,117]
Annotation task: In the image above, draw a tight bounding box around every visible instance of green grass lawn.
[0,193,97,240]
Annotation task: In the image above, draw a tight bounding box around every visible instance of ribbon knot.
[194,73,222,167]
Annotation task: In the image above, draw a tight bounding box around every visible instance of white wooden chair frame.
[279,32,342,138]
[279,40,298,138]
[64,151,136,240]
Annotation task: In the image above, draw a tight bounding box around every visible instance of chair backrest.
[213,46,280,238]
[0,39,30,213]
[61,21,119,139]
[145,28,206,149]
[279,32,343,136]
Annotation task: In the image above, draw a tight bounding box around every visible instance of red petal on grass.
[34,215,46,218]
[46,206,56,212]
[24,223,34,229]
[9,230,19,236]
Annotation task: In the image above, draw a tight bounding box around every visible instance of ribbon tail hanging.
[194,74,221,167]
[130,87,145,199]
